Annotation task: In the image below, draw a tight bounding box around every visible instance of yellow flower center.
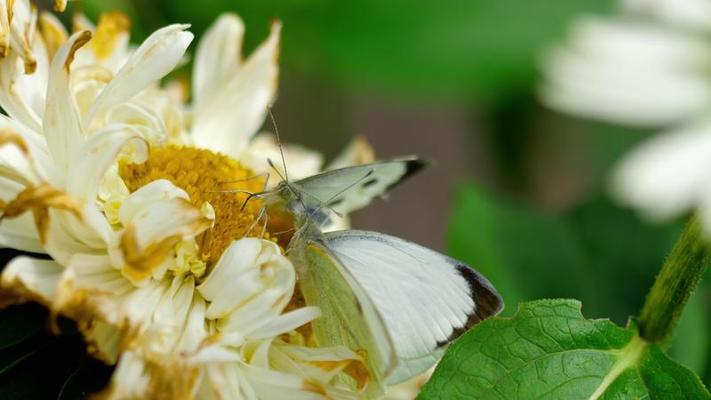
[119,145,269,264]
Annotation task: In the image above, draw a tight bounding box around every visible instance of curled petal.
[119,198,211,285]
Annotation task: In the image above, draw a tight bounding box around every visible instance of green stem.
[638,216,710,343]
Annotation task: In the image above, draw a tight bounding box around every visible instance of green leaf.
[419,299,710,399]
[447,183,591,316]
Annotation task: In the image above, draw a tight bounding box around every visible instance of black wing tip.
[384,157,429,191]
[436,264,504,347]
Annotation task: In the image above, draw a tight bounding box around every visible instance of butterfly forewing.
[322,230,504,384]
[290,158,426,215]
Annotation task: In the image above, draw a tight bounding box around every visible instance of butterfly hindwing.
[322,230,504,384]
[291,239,397,397]
[290,158,426,215]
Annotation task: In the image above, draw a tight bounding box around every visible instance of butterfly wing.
[291,238,397,397]
[290,158,426,215]
[322,230,504,384]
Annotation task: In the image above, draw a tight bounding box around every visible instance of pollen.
[119,145,269,264]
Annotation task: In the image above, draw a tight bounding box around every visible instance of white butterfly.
[264,157,503,396]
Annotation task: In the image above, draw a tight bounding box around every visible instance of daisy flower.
[539,0,711,235]
[0,3,375,398]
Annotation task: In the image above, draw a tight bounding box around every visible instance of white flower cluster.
[0,3,389,399]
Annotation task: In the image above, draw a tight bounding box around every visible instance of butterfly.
[261,157,504,396]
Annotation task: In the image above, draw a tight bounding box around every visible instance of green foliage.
[419,299,710,399]
[447,182,711,382]
[448,183,680,321]
[74,0,615,104]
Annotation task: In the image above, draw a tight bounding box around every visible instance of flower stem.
[638,216,710,343]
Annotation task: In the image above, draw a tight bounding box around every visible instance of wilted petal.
[119,198,211,285]
[0,256,63,305]
[191,22,280,157]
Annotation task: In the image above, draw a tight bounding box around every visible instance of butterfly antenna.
[268,106,289,183]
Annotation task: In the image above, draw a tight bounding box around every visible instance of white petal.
[622,0,711,34]
[198,238,263,305]
[191,22,280,157]
[240,132,323,183]
[611,118,711,220]
[127,197,209,249]
[44,30,92,174]
[540,18,711,127]
[0,212,42,252]
[65,124,147,201]
[0,54,42,132]
[0,113,56,182]
[175,296,208,352]
[247,306,321,339]
[103,351,151,399]
[198,239,294,322]
[86,24,193,126]
[193,13,244,110]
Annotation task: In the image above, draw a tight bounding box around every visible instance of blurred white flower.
[540,1,711,127]
[540,0,711,234]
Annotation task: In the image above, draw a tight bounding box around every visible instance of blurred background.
[39,0,711,389]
